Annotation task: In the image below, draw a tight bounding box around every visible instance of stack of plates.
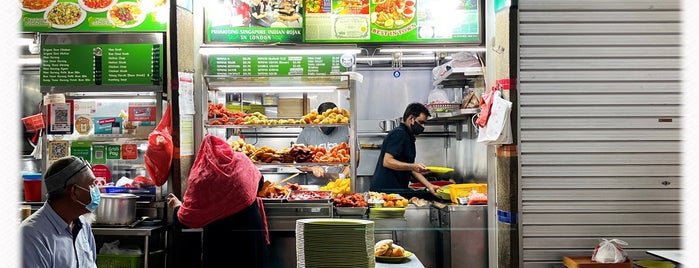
[369,208,406,219]
[296,219,375,268]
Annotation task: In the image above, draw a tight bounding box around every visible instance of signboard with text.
[20,0,168,33]
[204,0,481,44]
[207,54,347,76]
[40,44,163,86]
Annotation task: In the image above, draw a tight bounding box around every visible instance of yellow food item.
[320,178,350,196]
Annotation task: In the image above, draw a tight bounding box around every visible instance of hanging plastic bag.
[145,105,173,186]
[477,91,512,145]
[475,87,498,127]
[591,239,628,263]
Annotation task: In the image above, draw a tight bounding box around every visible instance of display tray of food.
[287,190,333,203]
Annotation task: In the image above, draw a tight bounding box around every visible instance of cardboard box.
[563,256,633,268]
[278,98,308,117]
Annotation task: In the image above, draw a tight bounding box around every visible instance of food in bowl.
[46,3,83,26]
[108,2,143,28]
[21,0,55,12]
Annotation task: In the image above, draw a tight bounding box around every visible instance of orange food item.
[22,0,54,10]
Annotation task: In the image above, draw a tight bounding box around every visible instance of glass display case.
[201,74,359,191]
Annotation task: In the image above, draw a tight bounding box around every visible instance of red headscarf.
[177,135,268,243]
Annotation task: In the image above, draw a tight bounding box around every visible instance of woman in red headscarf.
[168,135,268,267]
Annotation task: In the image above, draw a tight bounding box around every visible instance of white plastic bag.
[476,91,512,145]
[591,238,628,263]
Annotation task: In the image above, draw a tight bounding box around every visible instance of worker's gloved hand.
[311,166,326,177]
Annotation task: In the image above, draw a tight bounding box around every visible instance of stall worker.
[370,103,440,195]
[167,135,268,268]
[21,156,100,268]
[296,102,352,184]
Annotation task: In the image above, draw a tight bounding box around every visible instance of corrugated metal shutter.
[518,1,682,267]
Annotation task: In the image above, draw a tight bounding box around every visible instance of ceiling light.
[217,86,338,93]
[379,47,486,53]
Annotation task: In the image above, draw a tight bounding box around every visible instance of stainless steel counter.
[92,225,165,236]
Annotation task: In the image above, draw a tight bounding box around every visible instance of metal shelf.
[433,66,483,87]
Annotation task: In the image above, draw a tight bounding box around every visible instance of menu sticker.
[93,117,123,135]
[121,144,138,160]
[92,144,107,164]
[128,103,157,123]
[106,145,122,159]
[70,141,93,162]
[47,100,74,135]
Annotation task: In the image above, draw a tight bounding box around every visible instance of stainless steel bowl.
[94,193,139,226]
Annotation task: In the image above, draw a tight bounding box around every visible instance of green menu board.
[40,44,163,86]
[203,0,480,44]
[208,54,347,76]
[20,0,168,33]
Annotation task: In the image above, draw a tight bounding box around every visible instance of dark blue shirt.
[370,123,416,191]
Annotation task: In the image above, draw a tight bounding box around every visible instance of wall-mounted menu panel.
[40,33,164,92]
[41,44,162,86]
[207,54,348,76]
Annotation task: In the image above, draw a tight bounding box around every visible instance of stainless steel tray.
[334,207,368,216]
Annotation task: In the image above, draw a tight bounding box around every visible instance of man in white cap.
[20,156,101,268]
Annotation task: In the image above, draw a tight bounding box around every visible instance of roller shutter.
[518,1,682,267]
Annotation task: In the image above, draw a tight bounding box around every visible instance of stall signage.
[203,0,480,44]
[204,3,303,43]
[208,54,347,75]
[20,0,168,32]
[306,0,480,43]
[40,44,163,86]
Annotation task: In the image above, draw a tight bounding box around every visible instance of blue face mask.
[76,185,101,212]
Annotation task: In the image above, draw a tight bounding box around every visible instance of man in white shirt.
[21,156,100,268]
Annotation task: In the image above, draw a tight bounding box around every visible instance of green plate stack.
[369,208,406,219]
[296,219,375,268]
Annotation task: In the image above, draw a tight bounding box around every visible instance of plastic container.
[22,113,45,131]
[22,173,42,202]
[447,183,487,204]
[96,249,165,268]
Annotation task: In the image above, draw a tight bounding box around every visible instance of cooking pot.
[94,193,138,226]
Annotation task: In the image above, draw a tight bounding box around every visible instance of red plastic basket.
[22,113,45,131]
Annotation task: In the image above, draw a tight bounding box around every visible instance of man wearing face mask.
[21,156,100,268]
[296,102,351,184]
[371,103,440,195]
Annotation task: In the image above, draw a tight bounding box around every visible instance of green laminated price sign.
[40,44,163,86]
[20,0,168,33]
[208,54,346,76]
[70,141,92,162]
[92,144,107,164]
[106,145,121,159]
